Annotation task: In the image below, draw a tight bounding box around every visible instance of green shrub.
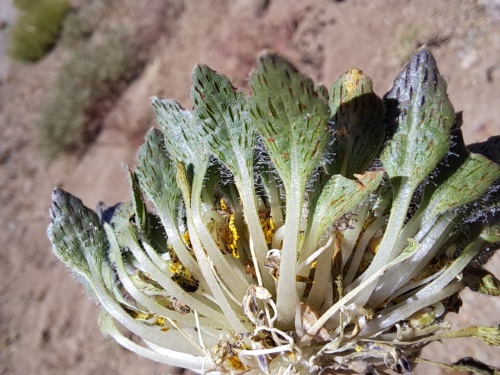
[13,0,41,11]
[39,33,141,158]
[9,0,70,62]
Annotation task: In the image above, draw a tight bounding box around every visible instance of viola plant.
[48,48,500,374]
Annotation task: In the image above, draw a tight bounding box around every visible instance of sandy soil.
[1,1,499,374]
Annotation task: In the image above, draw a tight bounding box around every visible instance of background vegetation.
[9,0,70,62]
[39,32,141,158]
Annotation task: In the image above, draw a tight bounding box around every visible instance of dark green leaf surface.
[382,48,455,187]
[152,98,207,170]
[135,129,203,279]
[310,170,384,239]
[249,51,330,187]
[328,69,385,177]
[136,128,181,218]
[126,166,147,231]
[192,65,254,173]
[48,189,106,279]
[426,158,500,221]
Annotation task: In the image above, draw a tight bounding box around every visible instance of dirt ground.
[1,1,500,374]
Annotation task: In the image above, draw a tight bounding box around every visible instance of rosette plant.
[48,48,500,374]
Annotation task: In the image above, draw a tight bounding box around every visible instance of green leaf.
[135,129,203,280]
[363,49,456,278]
[136,128,182,219]
[327,69,385,177]
[464,267,500,296]
[481,222,500,243]
[249,52,330,328]
[48,189,106,280]
[308,170,384,245]
[191,65,276,291]
[424,131,500,220]
[151,98,207,170]
[463,180,500,225]
[107,201,135,233]
[124,166,147,231]
[191,64,254,173]
[454,326,500,346]
[381,48,454,188]
[248,51,330,187]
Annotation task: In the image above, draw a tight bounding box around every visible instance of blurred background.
[1,0,499,374]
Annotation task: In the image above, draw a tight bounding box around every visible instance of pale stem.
[191,179,250,300]
[100,312,212,371]
[361,179,415,281]
[276,172,305,329]
[237,165,276,293]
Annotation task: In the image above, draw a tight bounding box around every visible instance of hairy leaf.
[309,170,384,242]
[152,98,207,170]
[136,128,181,218]
[328,69,385,177]
[125,166,147,231]
[424,131,500,220]
[48,189,105,279]
[192,64,254,173]
[136,130,203,282]
[382,48,454,188]
[249,51,330,187]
